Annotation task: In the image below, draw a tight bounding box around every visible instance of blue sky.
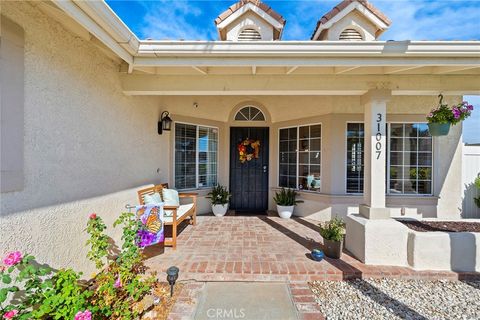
[106,0,480,143]
[106,0,480,41]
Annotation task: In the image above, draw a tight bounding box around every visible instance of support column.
[359,89,391,219]
[346,90,409,266]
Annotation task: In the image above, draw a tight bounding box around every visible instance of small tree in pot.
[207,185,231,217]
[319,217,346,259]
[273,188,303,219]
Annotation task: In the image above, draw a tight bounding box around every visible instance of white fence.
[462,144,480,218]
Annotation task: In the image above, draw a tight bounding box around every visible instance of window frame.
[234,106,266,122]
[345,121,365,195]
[343,121,434,196]
[386,122,434,196]
[173,121,219,191]
[277,123,322,193]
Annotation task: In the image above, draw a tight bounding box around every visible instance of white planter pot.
[212,204,229,217]
[277,205,295,219]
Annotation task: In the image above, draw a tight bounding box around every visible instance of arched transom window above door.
[234,106,266,121]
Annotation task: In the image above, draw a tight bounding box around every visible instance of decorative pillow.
[162,188,180,207]
[143,192,162,205]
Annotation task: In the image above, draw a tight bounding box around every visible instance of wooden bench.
[137,184,197,249]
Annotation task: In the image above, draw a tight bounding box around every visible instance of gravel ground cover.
[310,278,480,320]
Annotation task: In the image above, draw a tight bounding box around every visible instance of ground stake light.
[166,266,179,297]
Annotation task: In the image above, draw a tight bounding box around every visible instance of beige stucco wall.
[160,95,463,220]
[0,2,465,275]
[0,2,165,274]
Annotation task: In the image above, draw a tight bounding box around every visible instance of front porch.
[145,215,478,282]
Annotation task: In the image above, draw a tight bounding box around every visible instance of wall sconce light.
[166,266,179,297]
[158,111,172,135]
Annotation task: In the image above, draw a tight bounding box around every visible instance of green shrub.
[1,212,156,320]
[32,269,91,319]
[273,188,303,206]
[206,185,231,205]
[319,217,346,242]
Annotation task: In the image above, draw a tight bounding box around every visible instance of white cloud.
[138,0,216,40]
[372,1,480,40]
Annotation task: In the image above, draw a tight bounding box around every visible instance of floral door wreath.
[238,138,260,163]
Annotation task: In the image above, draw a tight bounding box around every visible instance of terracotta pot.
[428,123,450,136]
[323,239,343,259]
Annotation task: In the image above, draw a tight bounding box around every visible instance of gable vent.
[339,28,363,41]
[238,28,262,41]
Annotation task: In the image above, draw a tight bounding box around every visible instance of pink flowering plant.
[1,212,156,319]
[85,212,155,319]
[0,251,53,319]
[426,95,474,125]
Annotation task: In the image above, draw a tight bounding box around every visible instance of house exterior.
[1,0,479,273]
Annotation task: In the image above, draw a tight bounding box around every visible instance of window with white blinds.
[279,124,322,191]
[174,123,218,190]
[346,123,364,194]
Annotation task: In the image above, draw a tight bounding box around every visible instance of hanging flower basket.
[427,122,450,136]
[426,94,474,136]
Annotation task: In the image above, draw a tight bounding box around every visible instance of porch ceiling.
[122,41,480,95]
[127,41,480,77]
[120,74,480,96]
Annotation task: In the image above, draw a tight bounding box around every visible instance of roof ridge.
[214,0,286,26]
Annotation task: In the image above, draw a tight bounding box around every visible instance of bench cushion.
[162,188,180,206]
[143,192,162,205]
[165,203,194,222]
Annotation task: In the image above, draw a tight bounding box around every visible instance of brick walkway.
[146,215,479,282]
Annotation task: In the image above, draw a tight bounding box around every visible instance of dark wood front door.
[229,127,269,213]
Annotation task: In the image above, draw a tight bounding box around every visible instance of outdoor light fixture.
[158,111,172,135]
[166,266,179,297]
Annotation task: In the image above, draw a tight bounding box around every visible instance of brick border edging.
[167,282,206,320]
[165,281,326,320]
[289,282,325,320]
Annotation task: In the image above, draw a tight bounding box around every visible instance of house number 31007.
[376,113,382,160]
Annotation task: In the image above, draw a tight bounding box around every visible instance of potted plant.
[207,185,231,217]
[273,188,303,219]
[319,217,346,259]
[426,94,474,136]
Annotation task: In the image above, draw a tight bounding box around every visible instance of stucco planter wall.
[347,215,480,272]
[408,230,480,272]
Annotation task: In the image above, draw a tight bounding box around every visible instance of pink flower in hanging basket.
[89,213,97,220]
